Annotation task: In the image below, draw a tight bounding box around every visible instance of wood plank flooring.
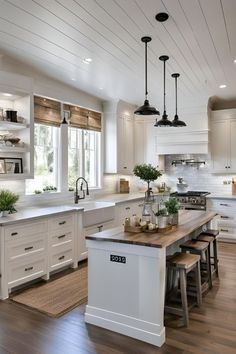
[0,242,235,354]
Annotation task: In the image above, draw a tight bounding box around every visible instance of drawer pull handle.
[220,216,230,219]
[58,234,66,239]
[11,232,18,236]
[221,229,229,232]
[24,246,33,251]
[123,167,127,169]
[220,203,229,206]
[59,221,66,225]
[58,255,65,261]
[125,207,130,210]
[25,266,33,272]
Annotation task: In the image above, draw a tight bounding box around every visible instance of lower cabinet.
[115,199,144,226]
[207,198,236,242]
[79,220,115,261]
[0,211,77,299]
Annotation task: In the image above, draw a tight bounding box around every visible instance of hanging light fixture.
[154,55,172,127]
[171,73,186,127]
[134,37,160,116]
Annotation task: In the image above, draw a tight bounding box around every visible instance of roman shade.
[34,96,61,127]
[64,104,101,132]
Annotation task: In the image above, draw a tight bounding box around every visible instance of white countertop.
[95,192,169,204]
[207,193,236,200]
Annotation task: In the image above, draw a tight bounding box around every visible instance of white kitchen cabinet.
[115,199,144,226]
[79,220,115,261]
[211,110,236,173]
[134,117,165,171]
[103,100,135,175]
[0,211,77,299]
[207,198,236,242]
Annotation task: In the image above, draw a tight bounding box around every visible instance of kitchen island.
[85,210,216,347]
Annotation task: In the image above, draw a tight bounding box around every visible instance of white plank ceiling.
[0,0,235,110]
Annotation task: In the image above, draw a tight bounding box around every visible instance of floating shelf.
[0,121,27,130]
[0,146,29,153]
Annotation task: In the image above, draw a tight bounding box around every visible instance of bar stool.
[197,234,219,278]
[165,252,202,327]
[179,240,212,292]
[201,229,219,278]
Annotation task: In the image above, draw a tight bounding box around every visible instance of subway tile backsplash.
[162,154,234,194]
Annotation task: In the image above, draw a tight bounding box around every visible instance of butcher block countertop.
[86,210,217,249]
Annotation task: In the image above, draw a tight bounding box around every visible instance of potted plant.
[0,189,19,216]
[43,185,57,193]
[155,208,169,229]
[133,164,162,197]
[165,197,180,225]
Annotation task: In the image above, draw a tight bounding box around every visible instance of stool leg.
[195,261,202,306]
[179,269,189,327]
[206,247,212,289]
[213,239,219,277]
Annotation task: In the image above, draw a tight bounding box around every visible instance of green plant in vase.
[165,197,180,225]
[0,189,19,216]
[155,207,169,229]
[133,164,162,197]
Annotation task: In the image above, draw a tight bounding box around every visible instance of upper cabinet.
[211,109,236,173]
[103,100,135,175]
[134,117,165,171]
[0,71,33,180]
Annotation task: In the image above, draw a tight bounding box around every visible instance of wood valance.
[64,104,101,132]
[34,96,61,127]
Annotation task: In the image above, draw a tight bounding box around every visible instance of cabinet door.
[229,120,236,172]
[117,115,134,174]
[211,120,229,172]
[134,119,145,164]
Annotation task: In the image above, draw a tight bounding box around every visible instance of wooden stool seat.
[180,240,209,252]
[197,235,215,243]
[165,252,202,327]
[201,229,219,238]
[180,240,212,291]
[167,252,201,269]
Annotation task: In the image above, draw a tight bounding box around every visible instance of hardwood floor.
[0,243,236,354]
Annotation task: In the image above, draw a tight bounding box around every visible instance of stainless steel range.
[170,191,210,211]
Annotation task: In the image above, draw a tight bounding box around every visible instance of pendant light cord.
[175,76,178,116]
[163,59,166,113]
[145,41,148,99]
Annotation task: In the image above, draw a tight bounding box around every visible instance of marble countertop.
[86,210,216,248]
[207,193,236,200]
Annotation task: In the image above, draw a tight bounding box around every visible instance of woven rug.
[11,266,87,317]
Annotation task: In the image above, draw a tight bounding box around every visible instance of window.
[26,123,59,193]
[68,127,101,189]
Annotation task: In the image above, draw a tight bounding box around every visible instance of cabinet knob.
[125,207,130,210]
[123,166,127,169]
[97,225,103,232]
[25,266,33,272]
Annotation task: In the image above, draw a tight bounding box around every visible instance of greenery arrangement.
[155,208,168,217]
[133,164,162,194]
[0,190,19,213]
[68,187,74,192]
[43,185,57,192]
[165,197,179,215]
[34,190,42,194]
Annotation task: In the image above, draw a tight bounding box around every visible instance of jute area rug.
[11,266,87,318]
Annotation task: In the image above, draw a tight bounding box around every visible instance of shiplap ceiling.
[0,0,235,110]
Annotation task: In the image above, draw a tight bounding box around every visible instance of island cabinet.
[85,210,216,347]
[0,211,77,299]
[211,109,236,173]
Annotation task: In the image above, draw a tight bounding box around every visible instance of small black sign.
[110,254,126,264]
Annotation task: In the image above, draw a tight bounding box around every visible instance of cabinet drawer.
[48,214,73,232]
[8,257,46,287]
[50,231,73,247]
[5,220,47,242]
[7,234,46,261]
[50,246,73,270]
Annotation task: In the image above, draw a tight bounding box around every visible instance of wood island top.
[86,210,217,248]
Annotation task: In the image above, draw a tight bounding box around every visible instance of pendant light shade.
[134,37,160,116]
[171,73,186,127]
[154,55,173,127]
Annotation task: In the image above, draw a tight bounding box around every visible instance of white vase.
[1,210,9,217]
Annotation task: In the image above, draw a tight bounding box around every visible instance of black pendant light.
[134,37,160,116]
[171,73,186,127]
[155,55,172,127]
